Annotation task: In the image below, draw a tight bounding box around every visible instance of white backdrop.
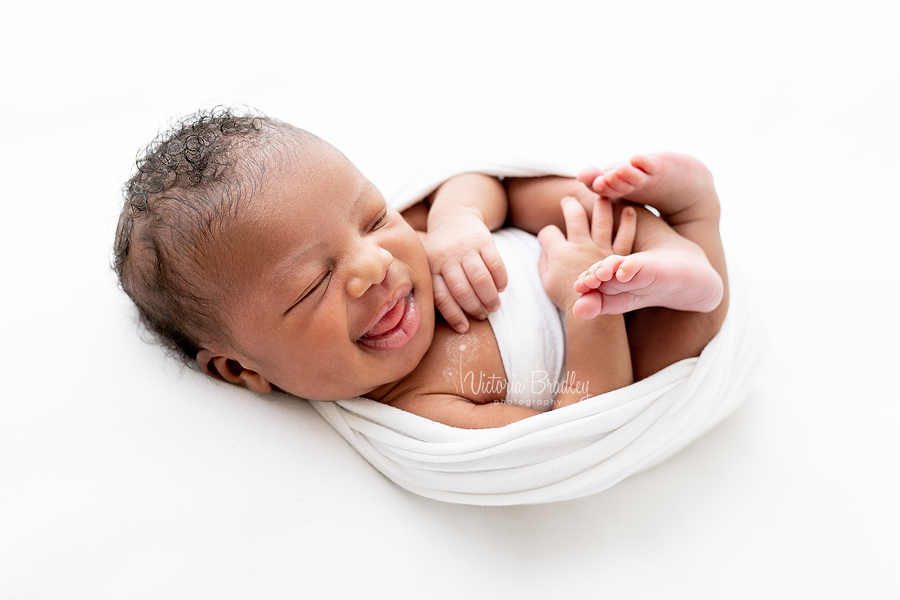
[2,1,898,598]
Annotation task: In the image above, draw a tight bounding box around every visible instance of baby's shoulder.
[381,319,507,407]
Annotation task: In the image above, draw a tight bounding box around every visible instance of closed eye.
[369,209,388,232]
[286,270,331,313]
[304,270,332,299]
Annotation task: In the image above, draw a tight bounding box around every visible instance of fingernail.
[478,312,487,320]
[455,323,468,333]
[490,302,500,312]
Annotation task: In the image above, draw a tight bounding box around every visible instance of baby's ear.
[196,349,273,394]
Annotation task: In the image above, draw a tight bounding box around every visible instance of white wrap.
[310,152,764,506]
[487,228,566,413]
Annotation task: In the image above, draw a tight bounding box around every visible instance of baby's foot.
[571,256,627,319]
[577,153,717,222]
[573,242,723,316]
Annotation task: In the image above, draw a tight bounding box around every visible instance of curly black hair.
[113,107,315,364]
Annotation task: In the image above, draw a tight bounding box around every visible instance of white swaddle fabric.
[487,228,566,413]
[310,151,764,506]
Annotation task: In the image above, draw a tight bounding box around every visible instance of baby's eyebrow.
[268,246,315,289]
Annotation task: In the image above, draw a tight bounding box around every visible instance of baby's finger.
[590,196,614,248]
[444,262,489,321]
[462,254,498,317]
[432,273,470,333]
[612,206,637,256]
[537,223,565,247]
[560,196,590,240]
[480,242,508,295]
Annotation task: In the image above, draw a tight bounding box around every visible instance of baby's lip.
[358,282,413,341]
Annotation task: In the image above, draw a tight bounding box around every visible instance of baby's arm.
[423,174,510,332]
[505,175,601,237]
[537,196,635,407]
[388,393,542,429]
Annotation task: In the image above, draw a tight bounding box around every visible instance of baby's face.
[206,142,435,401]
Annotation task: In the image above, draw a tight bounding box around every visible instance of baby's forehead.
[205,147,370,267]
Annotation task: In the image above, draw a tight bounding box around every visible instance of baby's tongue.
[365,297,405,337]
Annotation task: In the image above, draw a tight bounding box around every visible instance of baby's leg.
[579,153,729,380]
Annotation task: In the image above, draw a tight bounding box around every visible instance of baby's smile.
[357,282,421,350]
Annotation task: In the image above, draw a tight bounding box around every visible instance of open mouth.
[357,290,420,350]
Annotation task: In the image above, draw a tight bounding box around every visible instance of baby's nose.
[345,244,393,298]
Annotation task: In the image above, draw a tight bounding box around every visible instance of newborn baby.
[114,109,727,429]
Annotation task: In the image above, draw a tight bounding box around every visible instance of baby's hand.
[537,196,636,317]
[425,209,508,333]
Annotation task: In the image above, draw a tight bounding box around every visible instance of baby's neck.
[362,379,403,402]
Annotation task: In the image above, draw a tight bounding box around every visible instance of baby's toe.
[614,165,650,188]
[581,270,602,290]
[573,292,603,320]
[630,154,663,175]
[615,256,642,283]
[573,273,592,294]
[577,166,606,188]
[601,173,634,195]
[594,256,625,283]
